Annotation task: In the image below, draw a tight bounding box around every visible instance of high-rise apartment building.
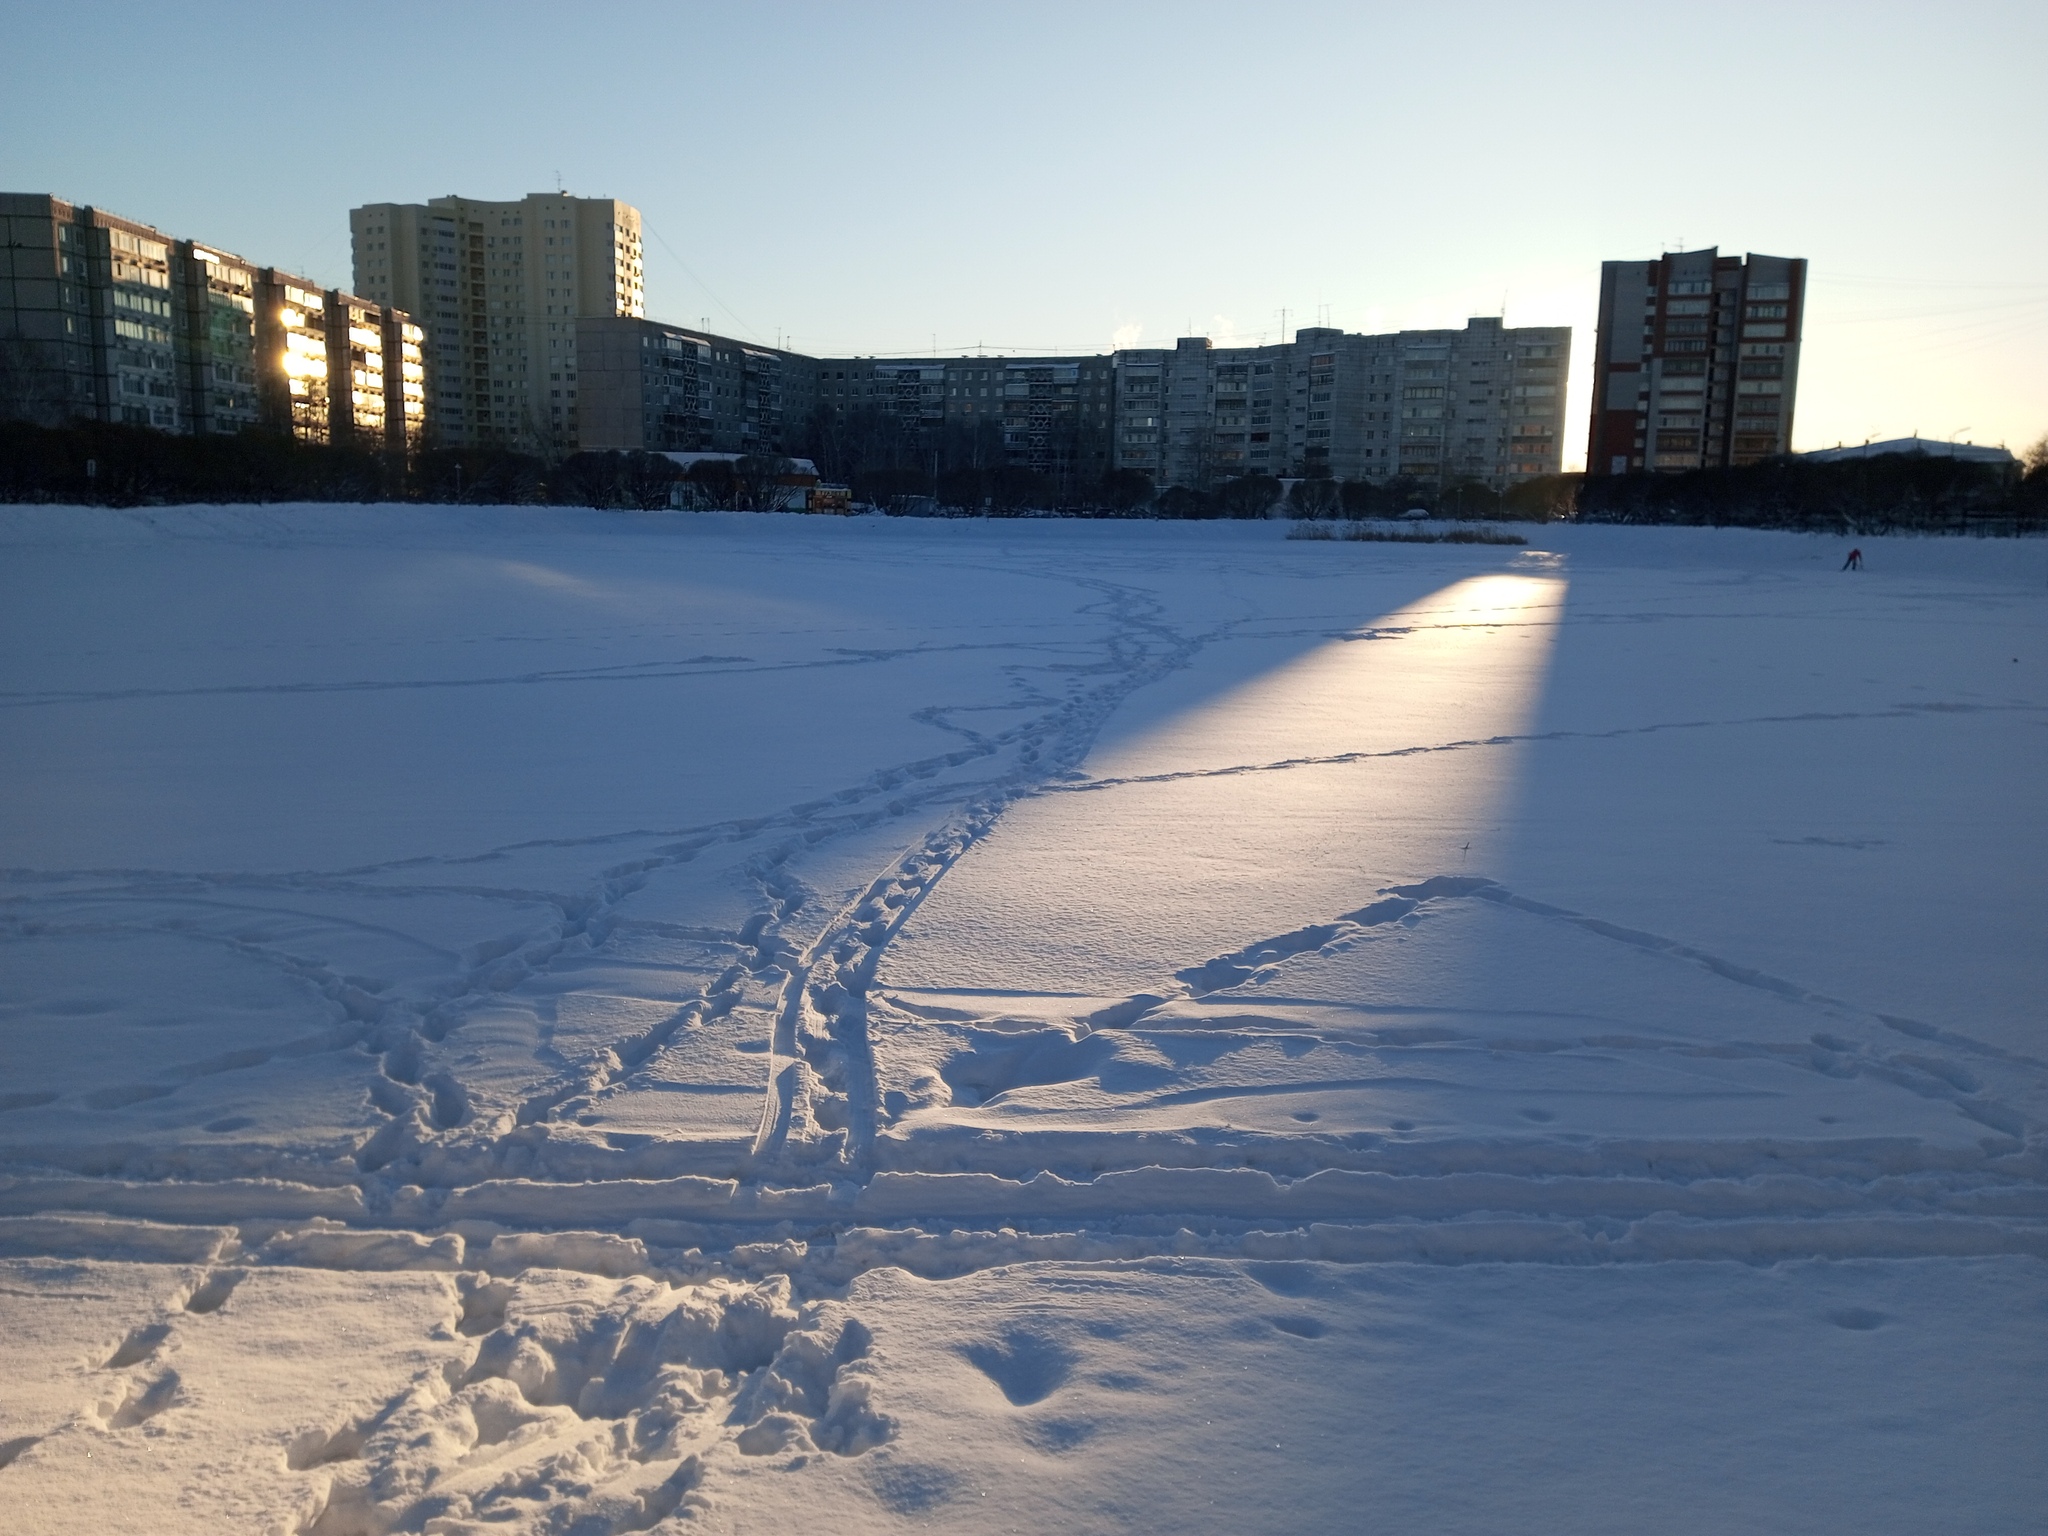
[1587,247,1805,475]
[1111,318,1569,490]
[350,193,644,449]
[0,193,422,453]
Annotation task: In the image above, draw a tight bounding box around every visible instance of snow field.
[0,506,2043,1531]
[1,1241,2040,1535]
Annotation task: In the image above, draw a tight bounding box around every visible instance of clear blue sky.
[6,0,2044,465]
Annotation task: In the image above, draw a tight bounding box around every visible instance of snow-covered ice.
[0,505,2042,1532]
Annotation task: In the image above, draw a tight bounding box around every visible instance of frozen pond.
[1,506,2042,1533]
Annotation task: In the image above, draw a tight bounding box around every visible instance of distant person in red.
[1842,547,1863,571]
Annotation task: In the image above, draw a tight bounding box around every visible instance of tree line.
[0,416,1618,524]
[6,415,2041,532]
[0,419,784,511]
[1573,444,2048,534]
[796,404,1113,510]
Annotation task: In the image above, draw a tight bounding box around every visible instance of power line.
[641,219,764,344]
[1820,294,2048,325]
[1816,273,2048,292]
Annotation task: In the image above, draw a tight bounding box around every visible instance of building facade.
[176,243,261,436]
[573,318,1564,496]
[809,352,1114,485]
[1110,318,1569,490]
[575,317,810,457]
[249,273,423,452]
[577,330,1118,493]
[0,194,182,430]
[1586,247,1805,476]
[350,193,644,450]
[0,193,422,452]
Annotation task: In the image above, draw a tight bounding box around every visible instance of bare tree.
[0,335,67,427]
[1217,474,1281,519]
[685,457,737,509]
[1099,468,1154,513]
[733,453,796,512]
[1287,477,1340,519]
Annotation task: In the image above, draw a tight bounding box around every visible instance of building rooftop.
[1803,436,2015,465]
[658,452,819,476]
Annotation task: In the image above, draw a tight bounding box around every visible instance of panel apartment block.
[252,272,423,452]
[808,353,1113,484]
[176,243,261,436]
[1587,247,1805,476]
[572,312,1558,498]
[0,194,182,429]
[1111,319,1569,490]
[577,317,808,456]
[1,192,421,453]
[352,193,644,450]
[576,331,1115,490]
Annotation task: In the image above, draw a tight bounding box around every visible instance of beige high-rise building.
[349,192,643,450]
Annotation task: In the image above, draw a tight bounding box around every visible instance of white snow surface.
[0,505,2042,1533]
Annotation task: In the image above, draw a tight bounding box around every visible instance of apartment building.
[575,316,1563,495]
[350,193,644,449]
[0,193,422,453]
[812,353,1114,482]
[576,316,807,456]
[249,276,426,450]
[578,333,1116,490]
[0,194,182,429]
[1111,319,1570,490]
[177,243,261,436]
[951,355,1113,483]
[1586,247,1805,475]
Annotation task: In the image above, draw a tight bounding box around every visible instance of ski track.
[0,637,1100,710]
[1048,702,2047,793]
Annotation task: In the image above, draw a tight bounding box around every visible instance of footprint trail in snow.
[0,507,2042,1534]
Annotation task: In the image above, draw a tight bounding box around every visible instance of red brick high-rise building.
[1586,248,1805,476]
